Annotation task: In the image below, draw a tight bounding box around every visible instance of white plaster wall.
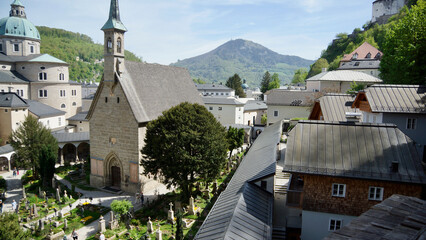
[306,81,320,92]
[37,115,66,130]
[244,110,266,126]
[16,62,69,83]
[267,105,311,125]
[362,112,383,123]
[206,103,242,125]
[0,83,29,99]
[301,210,356,240]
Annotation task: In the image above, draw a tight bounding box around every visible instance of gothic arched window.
[107,37,113,53]
[117,38,122,53]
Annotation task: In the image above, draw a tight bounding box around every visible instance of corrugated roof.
[306,70,382,83]
[341,42,383,62]
[0,70,30,83]
[319,94,355,121]
[0,144,14,155]
[52,132,89,143]
[203,97,245,105]
[0,92,28,108]
[356,84,426,114]
[103,61,204,123]
[244,100,267,111]
[27,100,65,118]
[266,89,315,107]
[337,60,380,70]
[196,84,234,91]
[325,194,426,240]
[195,121,282,240]
[67,112,88,121]
[284,121,426,184]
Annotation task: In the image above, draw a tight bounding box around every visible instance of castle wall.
[372,0,406,23]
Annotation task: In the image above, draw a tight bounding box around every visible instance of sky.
[2,0,374,65]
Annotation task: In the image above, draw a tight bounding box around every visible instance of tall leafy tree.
[0,213,31,239]
[38,145,57,188]
[269,73,281,90]
[9,115,57,179]
[307,58,329,78]
[141,103,228,201]
[292,68,308,84]
[226,74,246,97]
[226,127,245,159]
[380,0,425,85]
[260,71,271,94]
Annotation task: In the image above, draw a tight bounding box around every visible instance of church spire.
[101,0,127,32]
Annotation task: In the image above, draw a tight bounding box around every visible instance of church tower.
[10,0,27,18]
[102,0,127,90]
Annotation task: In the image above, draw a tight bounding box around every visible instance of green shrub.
[0,176,6,190]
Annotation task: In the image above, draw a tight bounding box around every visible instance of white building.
[196,83,235,97]
[203,97,245,125]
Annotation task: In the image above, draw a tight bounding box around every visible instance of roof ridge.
[298,120,397,128]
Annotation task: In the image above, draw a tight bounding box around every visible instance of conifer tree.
[226,74,246,98]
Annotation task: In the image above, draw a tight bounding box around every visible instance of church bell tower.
[102,0,127,90]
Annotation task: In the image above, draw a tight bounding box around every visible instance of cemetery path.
[1,170,26,213]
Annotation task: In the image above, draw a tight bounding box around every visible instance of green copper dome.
[11,0,24,7]
[0,16,40,40]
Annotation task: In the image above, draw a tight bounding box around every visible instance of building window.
[14,43,19,52]
[274,111,278,117]
[59,90,66,97]
[38,72,47,80]
[72,102,76,106]
[60,104,66,109]
[352,53,358,60]
[117,37,122,53]
[71,90,77,96]
[30,45,34,53]
[58,117,61,126]
[5,109,8,112]
[209,107,213,110]
[59,73,65,80]
[218,107,222,111]
[407,118,417,130]
[105,97,108,103]
[329,219,342,231]
[0,43,3,52]
[368,187,384,201]
[332,183,346,197]
[107,37,112,53]
[38,89,47,98]
[366,53,371,58]
[117,97,120,103]
[16,89,23,97]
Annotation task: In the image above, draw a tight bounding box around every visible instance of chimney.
[391,161,399,173]
[345,112,361,122]
[322,68,328,73]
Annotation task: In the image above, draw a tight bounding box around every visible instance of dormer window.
[366,52,371,59]
[117,38,122,53]
[107,37,113,53]
[352,53,358,60]
[375,53,381,59]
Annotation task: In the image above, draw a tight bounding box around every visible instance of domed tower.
[0,0,41,56]
[102,0,127,91]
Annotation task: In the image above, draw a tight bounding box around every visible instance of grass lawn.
[56,165,97,191]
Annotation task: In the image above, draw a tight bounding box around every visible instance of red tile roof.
[341,42,383,62]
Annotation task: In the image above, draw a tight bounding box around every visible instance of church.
[87,0,203,193]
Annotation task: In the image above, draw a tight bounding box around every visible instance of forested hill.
[38,26,141,82]
[171,39,314,87]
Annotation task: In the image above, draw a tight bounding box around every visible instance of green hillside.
[172,39,314,87]
[38,26,141,82]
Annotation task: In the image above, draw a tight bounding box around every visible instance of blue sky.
[2,0,374,64]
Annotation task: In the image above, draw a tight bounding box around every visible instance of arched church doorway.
[111,166,121,188]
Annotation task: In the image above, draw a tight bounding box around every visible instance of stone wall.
[301,174,422,216]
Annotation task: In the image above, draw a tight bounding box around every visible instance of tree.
[141,102,228,201]
[38,145,56,188]
[269,73,281,90]
[226,127,245,159]
[260,71,271,94]
[380,0,425,85]
[346,81,366,95]
[226,74,246,98]
[176,210,184,240]
[9,115,57,179]
[291,68,308,84]
[0,213,31,239]
[261,114,267,125]
[193,78,206,84]
[307,58,329,78]
[111,200,133,226]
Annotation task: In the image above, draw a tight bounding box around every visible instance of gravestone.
[109,211,117,230]
[22,188,26,199]
[39,187,42,198]
[64,219,67,229]
[51,178,55,189]
[38,219,44,230]
[174,201,182,212]
[43,191,46,201]
[58,210,63,218]
[53,221,60,228]
[168,202,174,223]
[63,190,68,199]
[33,203,38,217]
[155,223,162,240]
[58,185,61,194]
[56,188,61,202]
[98,215,106,233]
[147,217,154,233]
[25,200,29,210]
[188,196,196,215]
[145,232,151,240]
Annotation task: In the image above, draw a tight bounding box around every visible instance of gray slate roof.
[337,60,380,70]
[0,92,28,108]
[0,144,14,155]
[359,84,426,114]
[202,97,245,105]
[195,122,282,240]
[244,100,267,111]
[52,132,89,143]
[118,61,203,123]
[266,89,315,107]
[0,70,30,83]
[196,84,234,91]
[325,194,426,240]
[319,94,355,121]
[67,112,88,121]
[306,70,382,83]
[27,100,66,118]
[284,121,426,184]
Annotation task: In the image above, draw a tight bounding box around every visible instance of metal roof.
[284,121,426,184]
[101,0,127,32]
[244,100,267,111]
[0,92,28,108]
[52,132,89,143]
[306,70,382,83]
[0,70,30,83]
[67,112,88,122]
[195,121,282,240]
[318,94,355,121]
[11,0,24,7]
[266,89,315,107]
[0,53,67,65]
[203,97,245,106]
[0,16,40,40]
[28,54,67,64]
[325,194,426,240]
[354,84,426,114]
[27,99,66,118]
[337,60,380,70]
[196,84,234,91]
[0,144,14,155]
